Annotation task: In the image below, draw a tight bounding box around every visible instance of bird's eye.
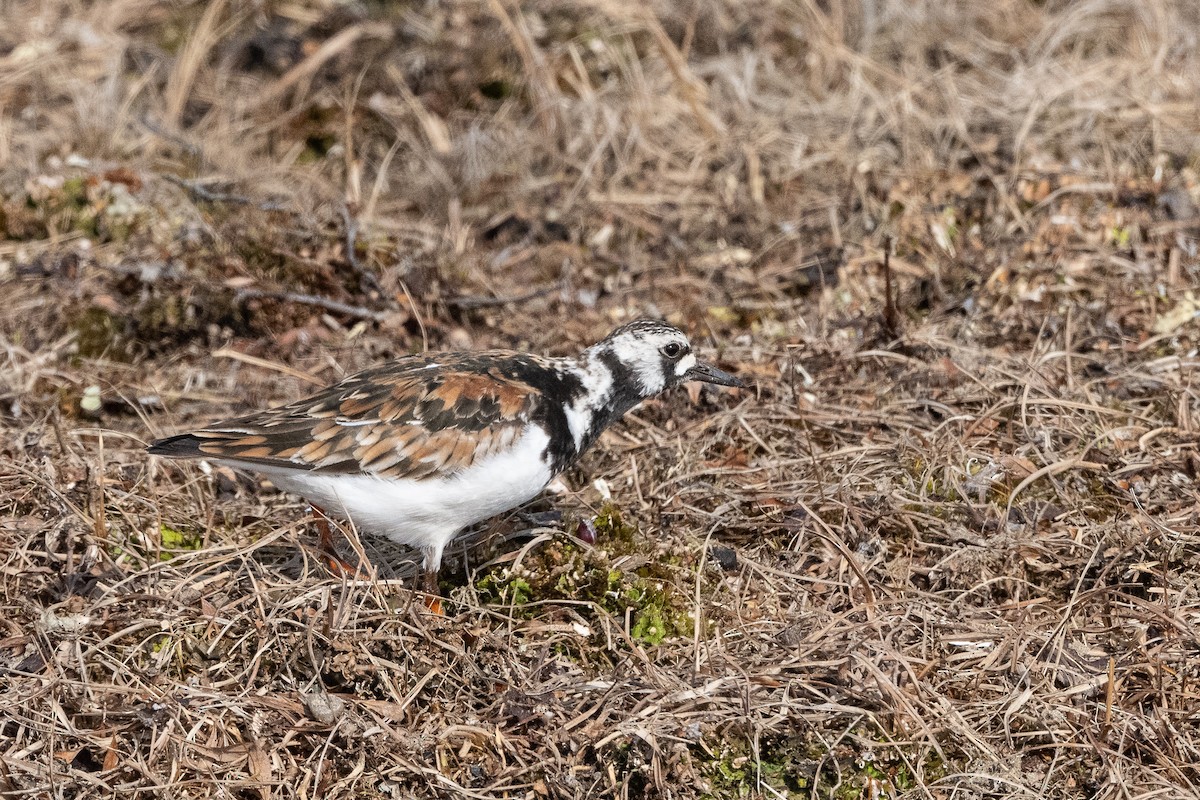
[661,342,683,359]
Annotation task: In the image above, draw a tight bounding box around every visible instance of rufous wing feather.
[148,354,547,480]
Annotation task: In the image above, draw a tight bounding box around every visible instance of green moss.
[23,173,150,242]
[593,503,640,553]
[158,524,203,560]
[475,504,693,647]
[704,753,753,798]
[699,735,815,798]
[698,732,944,800]
[60,176,89,206]
[630,596,669,645]
[27,175,99,237]
[73,306,127,360]
[102,524,204,570]
[902,455,963,507]
[476,573,533,606]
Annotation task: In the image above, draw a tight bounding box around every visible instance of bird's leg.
[312,505,338,556]
[422,569,439,596]
[419,548,444,615]
[311,505,369,578]
[421,570,443,615]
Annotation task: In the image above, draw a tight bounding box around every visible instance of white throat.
[563,353,614,452]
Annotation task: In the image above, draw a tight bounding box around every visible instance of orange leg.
[311,505,370,578]
[311,506,442,612]
[421,569,443,614]
[311,506,441,611]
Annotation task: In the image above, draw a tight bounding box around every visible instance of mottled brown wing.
[148,354,543,480]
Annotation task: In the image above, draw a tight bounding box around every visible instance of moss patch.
[698,731,943,799]
[158,524,203,559]
[475,504,694,647]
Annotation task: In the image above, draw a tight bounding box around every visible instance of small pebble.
[302,691,345,725]
[709,545,738,572]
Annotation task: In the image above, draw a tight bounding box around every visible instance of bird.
[147,319,744,596]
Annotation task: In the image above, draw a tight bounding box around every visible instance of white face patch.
[675,353,697,377]
[607,330,690,395]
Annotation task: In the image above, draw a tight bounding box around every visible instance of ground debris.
[4,1,1200,798]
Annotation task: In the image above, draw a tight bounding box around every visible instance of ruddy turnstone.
[148,319,743,594]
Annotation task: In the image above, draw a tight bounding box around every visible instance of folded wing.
[148,356,543,480]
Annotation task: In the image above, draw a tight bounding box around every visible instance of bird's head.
[591,319,744,398]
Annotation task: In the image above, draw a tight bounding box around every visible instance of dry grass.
[4,0,1200,797]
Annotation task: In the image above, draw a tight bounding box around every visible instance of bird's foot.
[323,552,373,579]
[312,505,372,579]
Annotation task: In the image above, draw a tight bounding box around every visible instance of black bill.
[685,361,745,388]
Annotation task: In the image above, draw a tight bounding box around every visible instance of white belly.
[244,428,554,560]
